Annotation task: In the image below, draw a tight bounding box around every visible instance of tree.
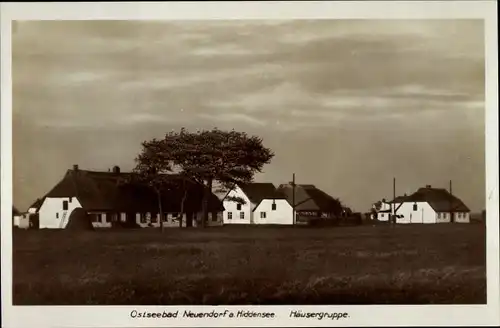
[130,138,176,232]
[159,128,274,227]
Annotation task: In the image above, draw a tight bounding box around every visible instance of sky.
[12,19,485,212]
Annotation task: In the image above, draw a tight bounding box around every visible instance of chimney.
[73,164,79,171]
[112,166,120,174]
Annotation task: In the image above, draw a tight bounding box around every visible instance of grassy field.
[12,223,486,305]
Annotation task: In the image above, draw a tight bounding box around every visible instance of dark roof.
[238,182,286,204]
[277,184,343,214]
[31,168,224,213]
[390,187,470,212]
[391,196,407,203]
[29,198,44,210]
[13,206,21,216]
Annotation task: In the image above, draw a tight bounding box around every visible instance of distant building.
[390,185,471,224]
[277,184,343,224]
[370,198,393,222]
[221,182,293,225]
[25,165,224,229]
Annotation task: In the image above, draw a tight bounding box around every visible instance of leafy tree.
[129,138,173,231]
[158,128,275,227]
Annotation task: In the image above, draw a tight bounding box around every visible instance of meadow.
[12,223,486,305]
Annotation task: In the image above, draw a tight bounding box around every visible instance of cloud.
[12,20,486,213]
[198,113,266,127]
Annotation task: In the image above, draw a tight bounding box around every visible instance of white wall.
[436,212,451,223]
[135,211,223,228]
[13,215,21,227]
[38,197,83,229]
[222,186,254,224]
[253,199,294,225]
[373,201,392,221]
[377,212,390,221]
[394,201,437,224]
[89,212,112,228]
[455,212,470,223]
[18,214,30,229]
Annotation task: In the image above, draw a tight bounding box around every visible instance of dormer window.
[413,203,417,211]
[63,201,68,211]
[236,204,242,210]
[272,203,277,211]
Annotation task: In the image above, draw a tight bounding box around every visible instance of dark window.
[91,214,100,223]
[272,203,277,211]
[260,212,266,218]
[413,203,417,211]
[62,201,68,210]
[151,214,157,223]
[212,212,217,222]
[228,212,233,220]
[240,212,245,219]
[236,204,242,210]
[56,213,59,219]
[69,197,72,203]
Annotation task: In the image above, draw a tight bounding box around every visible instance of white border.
[1,1,498,327]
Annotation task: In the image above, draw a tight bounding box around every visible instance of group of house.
[13,165,346,230]
[13,165,473,230]
[370,185,471,224]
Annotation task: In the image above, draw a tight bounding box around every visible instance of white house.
[390,185,471,224]
[370,199,392,221]
[12,207,25,228]
[26,164,225,229]
[221,183,294,225]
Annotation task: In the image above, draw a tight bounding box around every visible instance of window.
[272,203,277,211]
[260,212,266,219]
[413,203,417,211]
[236,204,242,210]
[91,214,100,223]
[228,212,233,220]
[240,212,245,219]
[151,214,157,223]
[140,214,147,224]
[56,213,59,219]
[62,200,68,211]
[212,212,217,222]
[438,213,442,219]
[69,197,73,203]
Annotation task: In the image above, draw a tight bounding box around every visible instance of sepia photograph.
[1,1,499,327]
